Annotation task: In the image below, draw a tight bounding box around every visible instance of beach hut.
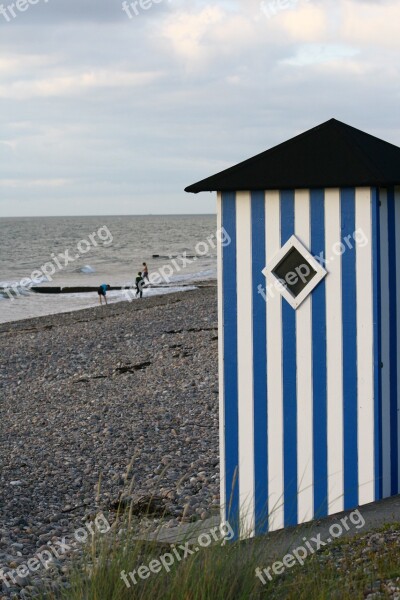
[185,118,400,539]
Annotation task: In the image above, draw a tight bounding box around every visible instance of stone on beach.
[0,286,219,598]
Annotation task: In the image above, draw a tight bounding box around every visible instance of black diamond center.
[272,247,317,298]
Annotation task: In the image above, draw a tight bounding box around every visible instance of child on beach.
[98,284,111,305]
[135,272,145,298]
[142,262,149,281]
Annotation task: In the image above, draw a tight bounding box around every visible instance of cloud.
[161,6,226,63]
[1,0,400,216]
[0,69,163,99]
[275,4,330,41]
[0,139,17,147]
[0,0,147,23]
[0,178,71,188]
[160,4,264,70]
[282,44,359,66]
[341,0,400,46]
[0,54,56,74]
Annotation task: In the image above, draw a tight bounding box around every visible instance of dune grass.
[40,511,400,600]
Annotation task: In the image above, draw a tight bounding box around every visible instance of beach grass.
[39,508,400,600]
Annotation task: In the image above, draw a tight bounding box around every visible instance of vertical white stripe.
[236,191,255,538]
[356,187,375,505]
[396,187,400,487]
[294,189,313,523]
[325,189,344,514]
[380,189,391,498]
[266,191,284,531]
[217,192,226,523]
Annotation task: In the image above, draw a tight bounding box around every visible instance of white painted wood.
[380,189,391,498]
[265,190,285,531]
[324,188,344,514]
[236,191,255,538]
[263,234,327,310]
[355,187,375,505]
[217,192,226,524]
[294,189,314,523]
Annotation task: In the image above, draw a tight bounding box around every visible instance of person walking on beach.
[142,262,149,282]
[98,284,111,305]
[135,272,144,298]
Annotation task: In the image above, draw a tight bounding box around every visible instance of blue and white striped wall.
[379,187,400,501]
[217,186,400,540]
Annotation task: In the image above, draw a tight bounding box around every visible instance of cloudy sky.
[0,0,399,216]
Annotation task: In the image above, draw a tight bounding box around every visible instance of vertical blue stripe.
[280,190,298,526]
[251,191,268,535]
[222,192,240,538]
[341,188,359,510]
[310,189,328,518]
[372,187,382,501]
[387,187,398,495]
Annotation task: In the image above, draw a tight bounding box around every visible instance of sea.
[0,215,217,324]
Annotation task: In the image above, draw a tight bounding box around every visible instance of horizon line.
[0,212,217,219]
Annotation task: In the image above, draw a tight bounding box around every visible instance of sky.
[0,0,399,216]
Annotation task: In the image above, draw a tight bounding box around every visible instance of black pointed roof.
[185,118,400,193]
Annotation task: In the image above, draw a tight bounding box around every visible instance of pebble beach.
[0,285,219,598]
[3,283,400,600]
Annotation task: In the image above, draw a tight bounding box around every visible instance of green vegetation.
[42,518,400,600]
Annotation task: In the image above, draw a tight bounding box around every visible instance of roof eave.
[185,180,400,193]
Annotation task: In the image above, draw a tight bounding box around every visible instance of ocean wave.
[0,272,51,300]
[76,265,96,274]
[0,282,33,300]
[169,269,216,283]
